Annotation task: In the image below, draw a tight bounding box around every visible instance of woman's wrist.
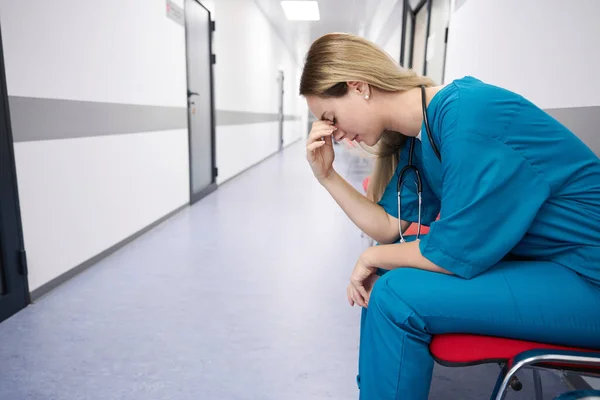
[319,169,339,187]
[361,246,381,266]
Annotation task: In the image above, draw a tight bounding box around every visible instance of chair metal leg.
[491,349,600,400]
[492,368,527,400]
[491,364,510,400]
[491,364,524,400]
[533,368,543,400]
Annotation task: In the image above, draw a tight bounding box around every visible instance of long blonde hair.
[299,33,435,202]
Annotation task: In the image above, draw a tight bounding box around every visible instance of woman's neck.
[377,85,444,137]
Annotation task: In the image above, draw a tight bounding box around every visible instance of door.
[0,23,30,323]
[400,6,414,68]
[185,0,217,204]
[277,70,284,150]
[401,0,450,83]
[426,0,451,84]
[412,0,431,76]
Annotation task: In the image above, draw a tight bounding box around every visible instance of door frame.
[185,0,218,205]
[401,0,451,83]
[0,22,30,324]
[400,0,433,75]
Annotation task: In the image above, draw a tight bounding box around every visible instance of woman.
[300,33,600,399]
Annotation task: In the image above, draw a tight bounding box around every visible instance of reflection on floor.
[0,141,571,399]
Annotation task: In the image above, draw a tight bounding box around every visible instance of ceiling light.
[281,1,320,21]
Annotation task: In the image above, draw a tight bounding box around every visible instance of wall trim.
[216,110,301,126]
[544,105,600,156]
[9,96,188,142]
[9,96,303,142]
[30,203,188,301]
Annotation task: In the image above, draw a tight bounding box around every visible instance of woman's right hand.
[306,120,338,182]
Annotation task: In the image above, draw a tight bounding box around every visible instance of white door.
[185,0,216,204]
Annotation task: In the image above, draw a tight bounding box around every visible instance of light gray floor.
[0,141,570,399]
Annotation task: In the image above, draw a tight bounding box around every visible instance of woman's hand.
[306,120,337,182]
[347,249,379,308]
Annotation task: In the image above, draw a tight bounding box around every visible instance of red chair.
[430,334,600,399]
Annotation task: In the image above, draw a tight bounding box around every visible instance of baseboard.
[30,203,188,302]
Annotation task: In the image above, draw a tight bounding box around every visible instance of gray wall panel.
[216,110,300,126]
[9,97,302,142]
[14,98,592,147]
[546,106,600,156]
[10,96,187,142]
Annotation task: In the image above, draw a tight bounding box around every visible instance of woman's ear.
[347,81,370,99]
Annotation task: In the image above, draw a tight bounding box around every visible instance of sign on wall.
[166,0,185,26]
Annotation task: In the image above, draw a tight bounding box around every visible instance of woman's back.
[424,76,600,283]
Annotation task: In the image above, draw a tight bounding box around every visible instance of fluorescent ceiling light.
[281,1,320,21]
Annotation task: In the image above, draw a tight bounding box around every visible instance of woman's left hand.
[347,249,379,307]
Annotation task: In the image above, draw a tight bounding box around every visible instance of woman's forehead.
[307,96,332,119]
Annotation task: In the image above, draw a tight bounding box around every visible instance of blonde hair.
[299,33,435,202]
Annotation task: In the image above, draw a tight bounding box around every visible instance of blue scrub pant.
[357,260,600,399]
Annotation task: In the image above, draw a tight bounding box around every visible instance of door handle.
[187,90,199,97]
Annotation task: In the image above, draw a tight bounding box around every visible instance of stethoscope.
[396,85,442,243]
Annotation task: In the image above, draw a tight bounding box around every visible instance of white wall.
[445,0,600,109]
[13,132,189,291]
[367,0,399,47]
[1,0,190,291]
[366,0,403,63]
[210,0,305,184]
[2,0,187,107]
[383,23,402,63]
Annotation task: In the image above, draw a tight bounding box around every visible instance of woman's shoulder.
[435,76,525,132]
[446,76,524,109]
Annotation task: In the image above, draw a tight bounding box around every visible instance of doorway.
[400,0,450,84]
[0,23,30,324]
[185,0,217,204]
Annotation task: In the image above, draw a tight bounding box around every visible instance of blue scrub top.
[377,76,600,284]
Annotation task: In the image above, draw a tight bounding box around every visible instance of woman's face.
[306,83,384,147]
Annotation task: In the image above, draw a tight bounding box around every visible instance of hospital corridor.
[0,0,599,399]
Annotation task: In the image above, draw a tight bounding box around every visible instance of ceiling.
[253,0,385,64]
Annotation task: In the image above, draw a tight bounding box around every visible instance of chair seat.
[430,333,600,372]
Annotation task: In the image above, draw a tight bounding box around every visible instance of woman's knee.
[369,269,429,331]
[371,268,429,303]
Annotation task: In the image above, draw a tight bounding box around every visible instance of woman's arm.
[321,170,411,244]
[347,241,451,307]
[365,241,451,274]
